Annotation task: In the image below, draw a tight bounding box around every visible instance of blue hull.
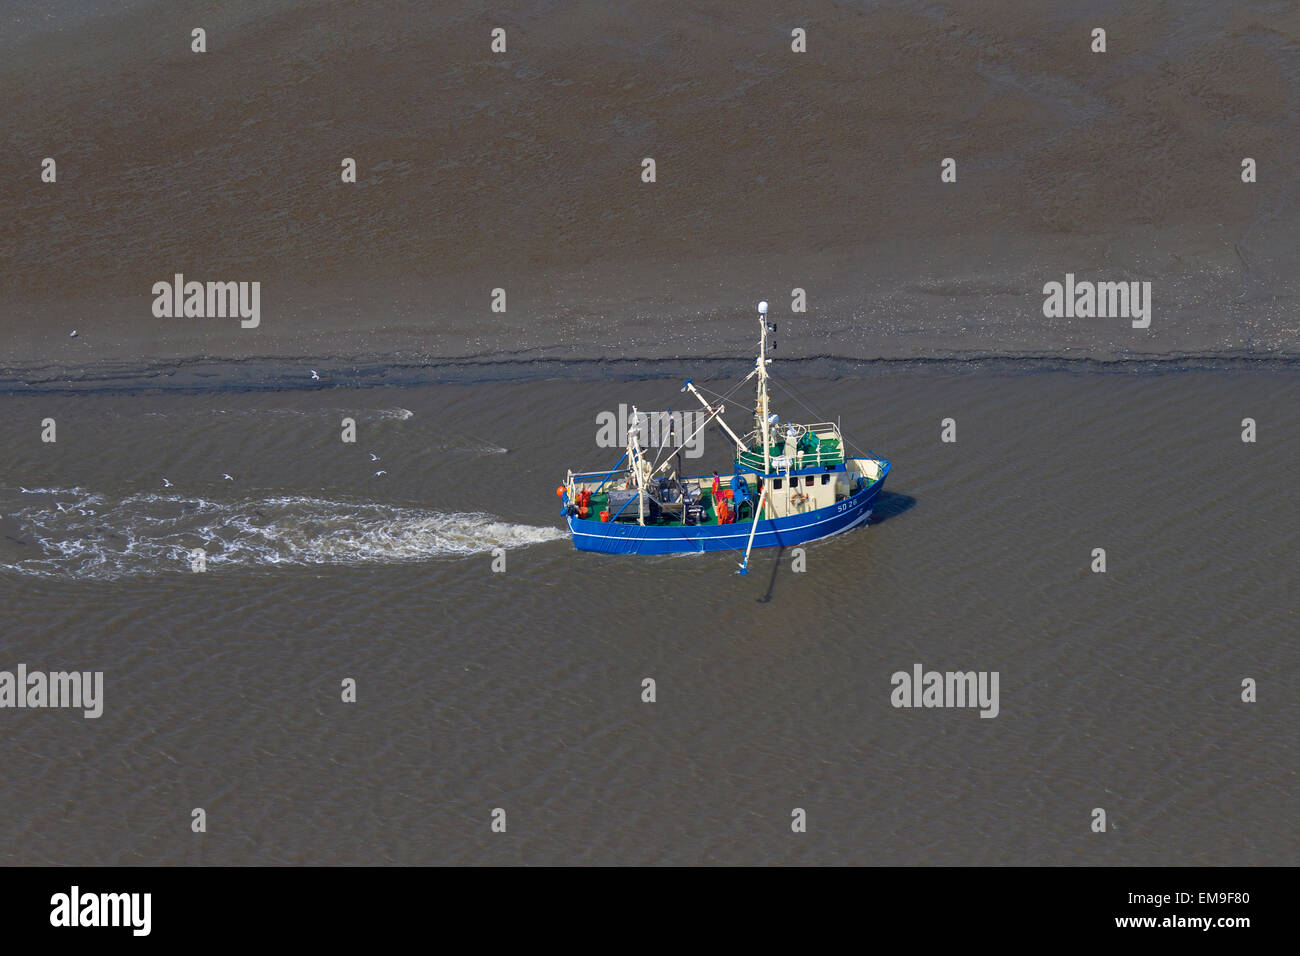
[567,475,885,555]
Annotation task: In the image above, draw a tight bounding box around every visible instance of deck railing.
[735,423,845,472]
[570,462,630,494]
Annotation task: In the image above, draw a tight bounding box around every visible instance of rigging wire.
[695,381,756,415]
[674,370,759,462]
[692,364,759,410]
[628,364,883,476]
[768,371,879,460]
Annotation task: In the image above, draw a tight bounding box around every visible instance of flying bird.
[369,453,380,461]
[162,478,173,487]
[222,474,234,481]
[310,370,320,380]
[374,470,388,478]
[69,330,78,338]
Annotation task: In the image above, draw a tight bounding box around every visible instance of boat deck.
[735,436,844,471]
[579,490,756,525]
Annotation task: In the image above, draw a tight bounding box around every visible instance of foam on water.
[136,407,416,421]
[1,487,565,579]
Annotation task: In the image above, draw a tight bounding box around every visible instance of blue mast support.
[608,491,639,522]
[589,452,628,493]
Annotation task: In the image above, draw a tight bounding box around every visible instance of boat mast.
[628,404,646,525]
[756,300,772,475]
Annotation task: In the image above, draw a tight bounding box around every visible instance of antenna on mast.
[755,300,773,476]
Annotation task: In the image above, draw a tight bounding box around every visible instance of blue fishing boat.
[559,301,890,571]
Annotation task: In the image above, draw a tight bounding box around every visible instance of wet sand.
[2,0,1297,383]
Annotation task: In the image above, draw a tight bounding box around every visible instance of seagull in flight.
[222,473,234,481]
[69,330,78,338]
[374,470,387,478]
[369,453,380,462]
[310,370,320,380]
[162,478,173,487]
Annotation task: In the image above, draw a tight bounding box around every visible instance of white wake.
[2,487,563,579]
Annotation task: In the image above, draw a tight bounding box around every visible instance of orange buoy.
[555,486,566,497]
[599,510,610,522]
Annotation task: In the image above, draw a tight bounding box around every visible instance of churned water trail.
[1,487,565,580]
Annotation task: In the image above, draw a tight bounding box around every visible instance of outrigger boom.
[559,300,891,560]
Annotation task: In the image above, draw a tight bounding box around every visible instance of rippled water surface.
[0,368,1294,864]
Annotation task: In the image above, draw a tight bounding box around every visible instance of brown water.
[0,367,1295,864]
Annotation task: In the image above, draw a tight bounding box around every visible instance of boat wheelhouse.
[559,301,890,571]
